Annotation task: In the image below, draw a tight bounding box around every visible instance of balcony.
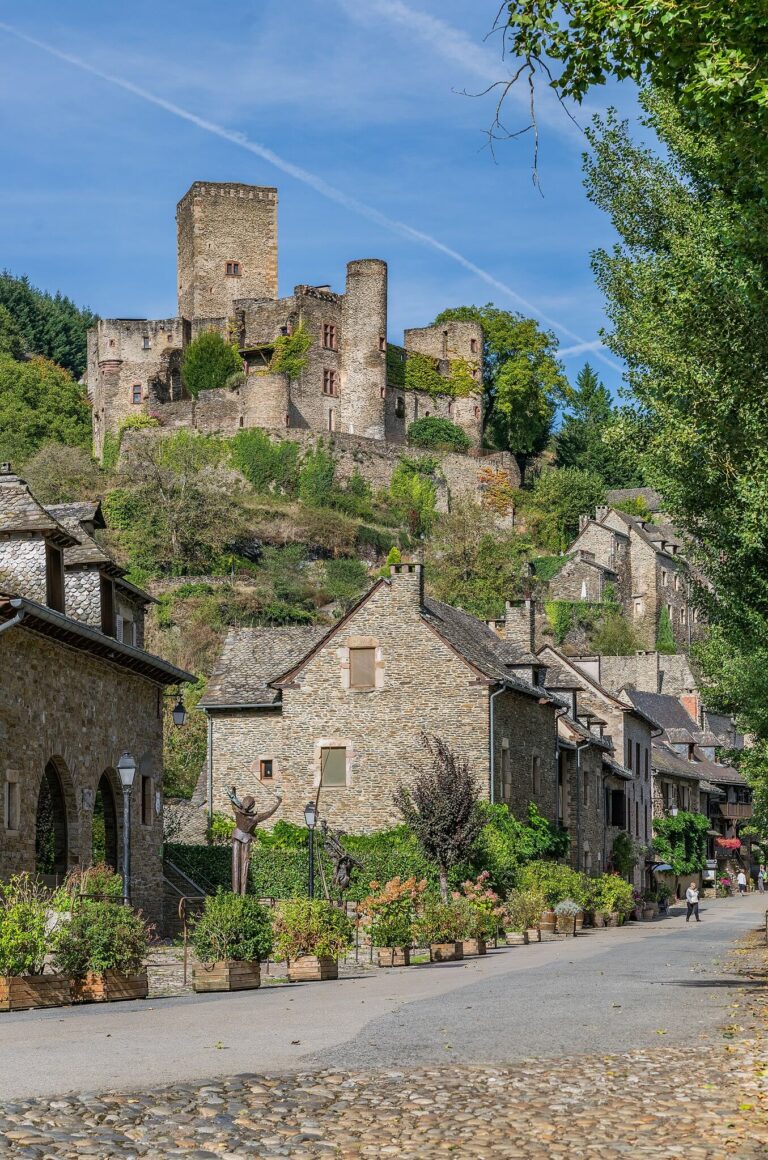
[710,802,753,822]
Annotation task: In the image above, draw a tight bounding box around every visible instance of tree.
[555,363,645,486]
[432,305,566,476]
[590,610,643,656]
[21,443,104,504]
[656,606,676,655]
[522,466,606,553]
[181,330,242,398]
[407,416,471,452]
[394,733,483,900]
[389,458,438,537]
[0,306,24,360]
[0,272,96,378]
[0,355,91,465]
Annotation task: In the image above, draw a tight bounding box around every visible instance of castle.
[87,182,484,459]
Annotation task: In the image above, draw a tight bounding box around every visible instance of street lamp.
[117,751,137,906]
[304,800,318,900]
[171,699,187,727]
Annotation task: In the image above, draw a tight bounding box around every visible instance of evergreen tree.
[0,355,91,465]
[555,363,645,487]
[0,273,96,378]
[181,330,242,398]
[656,606,677,655]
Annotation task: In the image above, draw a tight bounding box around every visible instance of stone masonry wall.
[0,536,47,604]
[0,628,165,927]
[492,690,558,823]
[340,261,387,441]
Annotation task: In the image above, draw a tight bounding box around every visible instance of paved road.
[0,893,762,1100]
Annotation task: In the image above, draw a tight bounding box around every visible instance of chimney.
[578,514,590,533]
[595,505,610,522]
[503,597,536,653]
[388,561,424,609]
[679,690,700,725]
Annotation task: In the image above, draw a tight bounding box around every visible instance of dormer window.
[225,261,241,276]
[45,543,65,613]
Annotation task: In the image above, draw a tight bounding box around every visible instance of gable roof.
[537,643,658,727]
[46,501,106,531]
[199,624,330,709]
[0,467,77,545]
[45,507,114,569]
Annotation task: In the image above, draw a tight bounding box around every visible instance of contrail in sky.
[0,21,620,371]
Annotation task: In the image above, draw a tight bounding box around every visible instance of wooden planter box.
[556,916,577,936]
[527,927,541,943]
[429,941,463,963]
[0,974,71,1013]
[505,931,528,946]
[593,912,606,928]
[287,956,338,982]
[574,915,584,931]
[377,947,411,968]
[642,906,656,921]
[461,938,487,957]
[192,961,260,993]
[73,969,148,1003]
[540,910,556,934]
[605,912,620,928]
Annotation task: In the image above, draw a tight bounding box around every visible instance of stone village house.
[0,466,192,927]
[199,564,653,883]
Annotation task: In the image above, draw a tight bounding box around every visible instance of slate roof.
[421,596,545,694]
[0,467,76,544]
[605,488,664,513]
[199,624,330,708]
[537,644,659,727]
[622,690,697,735]
[45,509,114,568]
[46,502,106,531]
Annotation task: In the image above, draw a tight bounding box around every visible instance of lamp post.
[304,800,318,900]
[117,751,137,906]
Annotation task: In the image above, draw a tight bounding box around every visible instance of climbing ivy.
[268,324,313,380]
[652,812,709,876]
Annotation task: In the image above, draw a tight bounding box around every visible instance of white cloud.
[558,340,607,357]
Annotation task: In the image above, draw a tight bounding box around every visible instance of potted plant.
[360,877,426,967]
[505,887,546,944]
[516,861,586,933]
[273,899,352,981]
[554,899,581,936]
[411,897,466,962]
[0,875,70,1012]
[656,884,672,913]
[53,900,150,1002]
[452,873,505,955]
[190,891,273,992]
[642,890,658,920]
[595,874,635,925]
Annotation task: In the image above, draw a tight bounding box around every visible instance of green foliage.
[102,433,120,472]
[231,429,301,495]
[389,457,438,537]
[610,832,637,879]
[544,600,603,645]
[268,323,313,379]
[656,606,677,655]
[590,610,644,655]
[555,363,645,487]
[51,901,148,977]
[360,876,427,949]
[386,344,406,387]
[515,861,588,909]
[272,899,353,961]
[411,897,469,944]
[523,467,606,553]
[612,496,651,519]
[505,887,547,932]
[208,813,235,845]
[0,271,96,378]
[404,351,447,396]
[0,354,91,466]
[298,444,336,506]
[652,811,709,876]
[323,558,369,612]
[163,678,208,799]
[432,305,566,468]
[21,443,103,504]
[181,330,242,398]
[722,741,768,843]
[190,891,274,964]
[592,874,635,916]
[469,803,569,897]
[0,305,25,359]
[408,416,471,452]
[54,863,123,904]
[530,555,570,582]
[0,876,48,976]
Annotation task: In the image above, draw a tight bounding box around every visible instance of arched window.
[36,760,69,879]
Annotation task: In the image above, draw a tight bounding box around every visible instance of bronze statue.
[321,820,363,892]
[226,785,283,895]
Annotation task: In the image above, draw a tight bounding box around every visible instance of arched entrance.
[36,760,69,880]
[93,772,119,871]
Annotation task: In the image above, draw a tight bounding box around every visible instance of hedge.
[407,416,471,452]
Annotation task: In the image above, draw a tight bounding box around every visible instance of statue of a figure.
[321,820,363,892]
[226,785,283,895]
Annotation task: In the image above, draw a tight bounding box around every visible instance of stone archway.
[36,758,71,881]
[93,771,119,871]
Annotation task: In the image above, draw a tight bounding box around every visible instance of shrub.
[389,458,438,537]
[553,898,582,917]
[323,558,370,612]
[359,876,427,949]
[408,417,471,452]
[21,443,104,504]
[593,875,635,916]
[231,429,301,495]
[181,330,242,398]
[515,861,588,908]
[298,444,336,506]
[119,412,161,432]
[505,887,547,932]
[53,863,123,905]
[190,891,274,965]
[209,813,235,846]
[652,811,709,875]
[272,899,352,961]
[52,902,149,978]
[0,875,48,976]
[411,896,467,944]
[656,605,677,654]
[452,872,506,939]
[590,610,644,655]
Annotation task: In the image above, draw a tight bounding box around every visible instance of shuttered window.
[349,647,376,689]
[320,747,346,787]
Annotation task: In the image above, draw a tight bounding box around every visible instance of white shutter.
[115,614,124,642]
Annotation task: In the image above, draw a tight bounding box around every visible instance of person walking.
[737,869,747,896]
[685,881,701,923]
[758,865,766,894]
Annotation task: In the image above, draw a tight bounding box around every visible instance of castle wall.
[340,260,387,440]
[176,182,278,319]
[291,288,343,433]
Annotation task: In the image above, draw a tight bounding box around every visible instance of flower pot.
[73,969,148,1003]
[461,938,487,957]
[287,955,338,982]
[0,974,71,1013]
[506,931,529,946]
[592,911,606,928]
[540,909,556,934]
[574,914,584,931]
[642,906,656,921]
[526,927,541,943]
[377,947,411,968]
[429,942,463,963]
[192,961,261,993]
[556,915,576,936]
[605,912,620,927]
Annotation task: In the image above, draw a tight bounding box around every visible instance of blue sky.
[0,1,638,391]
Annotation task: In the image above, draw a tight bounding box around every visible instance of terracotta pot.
[642,906,656,921]
[0,974,71,1012]
[526,927,541,943]
[73,969,148,1003]
[429,941,463,963]
[605,912,620,927]
[592,912,606,928]
[539,910,556,934]
[505,931,529,945]
[377,947,410,968]
[461,938,487,957]
[287,955,338,982]
[192,961,260,993]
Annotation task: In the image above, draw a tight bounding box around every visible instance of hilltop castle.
[87,182,484,459]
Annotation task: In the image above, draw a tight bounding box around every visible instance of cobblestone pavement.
[1,920,766,1157]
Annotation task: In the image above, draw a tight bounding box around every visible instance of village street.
[0,894,766,1157]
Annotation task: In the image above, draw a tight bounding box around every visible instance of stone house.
[0,466,192,925]
[88,182,484,460]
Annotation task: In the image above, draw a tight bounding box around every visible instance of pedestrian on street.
[758,865,766,894]
[737,869,747,896]
[685,881,701,923]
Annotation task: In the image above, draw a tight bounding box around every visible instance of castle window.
[4,779,19,831]
[323,369,338,396]
[320,746,347,788]
[328,407,336,431]
[474,405,480,419]
[633,599,643,618]
[395,396,405,419]
[259,759,273,780]
[141,776,152,826]
[142,336,150,350]
[380,385,386,399]
[661,569,668,586]
[322,323,337,350]
[442,330,448,357]
[470,338,478,354]
[674,573,680,591]
[447,401,453,415]
[280,324,290,336]
[131,384,142,405]
[225,261,241,276]
[108,338,115,348]
[379,336,386,352]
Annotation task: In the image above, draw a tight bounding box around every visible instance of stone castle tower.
[87,182,483,459]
